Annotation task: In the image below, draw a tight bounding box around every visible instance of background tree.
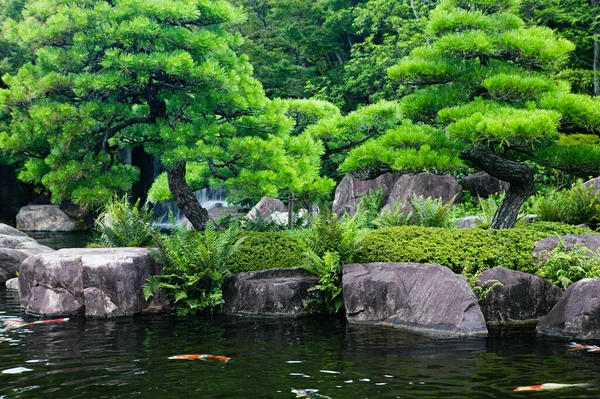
[0,0,331,231]
[342,0,600,228]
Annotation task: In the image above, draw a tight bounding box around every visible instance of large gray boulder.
[537,278,600,340]
[222,268,319,317]
[246,198,286,221]
[461,172,508,199]
[332,173,400,217]
[19,248,165,317]
[0,223,54,283]
[533,234,600,263]
[584,177,600,194]
[477,266,562,324]
[455,216,485,229]
[382,173,462,214]
[16,205,77,231]
[343,262,487,337]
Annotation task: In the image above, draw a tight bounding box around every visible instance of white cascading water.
[152,187,228,228]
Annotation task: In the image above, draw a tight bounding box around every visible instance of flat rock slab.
[16,205,77,231]
[533,234,600,263]
[477,266,562,324]
[333,173,400,217]
[222,268,319,317]
[382,173,462,214]
[343,262,487,337]
[19,248,164,317]
[537,278,600,340]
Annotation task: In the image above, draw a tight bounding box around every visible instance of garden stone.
[0,248,29,283]
[455,216,485,229]
[343,262,487,337]
[537,278,600,340]
[382,173,462,214]
[584,177,600,194]
[246,198,286,221]
[222,267,319,317]
[19,248,165,317]
[332,173,400,216]
[476,266,562,324]
[460,172,508,199]
[16,205,77,231]
[5,277,18,291]
[533,234,600,263]
[0,224,54,283]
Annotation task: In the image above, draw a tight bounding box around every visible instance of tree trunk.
[167,161,210,231]
[460,145,535,229]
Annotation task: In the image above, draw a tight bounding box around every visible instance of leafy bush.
[354,188,383,229]
[303,251,344,314]
[535,180,600,229]
[144,223,241,316]
[373,202,412,228]
[538,241,600,290]
[94,195,158,248]
[409,194,455,228]
[354,223,592,275]
[226,232,308,273]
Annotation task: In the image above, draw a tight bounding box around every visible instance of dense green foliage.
[226,231,307,273]
[93,195,158,248]
[354,223,591,275]
[538,241,600,289]
[535,180,600,229]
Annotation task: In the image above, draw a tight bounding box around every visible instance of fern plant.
[303,251,344,314]
[144,222,242,316]
[354,188,383,229]
[538,241,600,290]
[535,180,600,229]
[94,195,158,248]
[372,202,412,228]
[408,194,455,228]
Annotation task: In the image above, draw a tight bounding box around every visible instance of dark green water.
[23,231,93,250]
[0,288,599,399]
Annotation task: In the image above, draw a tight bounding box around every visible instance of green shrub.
[227,232,308,273]
[144,223,241,316]
[354,224,592,275]
[373,202,412,228]
[303,251,344,314]
[94,195,158,248]
[409,194,455,228]
[538,241,600,290]
[354,188,383,229]
[535,180,600,229]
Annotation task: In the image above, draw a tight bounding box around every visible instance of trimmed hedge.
[227,232,308,274]
[354,222,591,275]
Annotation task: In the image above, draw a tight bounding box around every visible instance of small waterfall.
[152,187,228,228]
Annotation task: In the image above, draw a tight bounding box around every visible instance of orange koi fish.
[168,354,230,362]
[514,383,590,392]
[28,318,70,325]
[567,342,600,352]
[3,318,69,330]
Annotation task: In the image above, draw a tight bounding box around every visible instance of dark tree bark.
[167,161,210,231]
[460,145,535,229]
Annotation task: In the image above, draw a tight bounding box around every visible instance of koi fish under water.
[3,318,69,330]
[291,388,332,399]
[168,354,230,362]
[514,383,591,392]
[567,342,600,352]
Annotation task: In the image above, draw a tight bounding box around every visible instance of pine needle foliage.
[144,222,242,316]
[94,195,158,248]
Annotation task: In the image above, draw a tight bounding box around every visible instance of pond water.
[0,286,599,399]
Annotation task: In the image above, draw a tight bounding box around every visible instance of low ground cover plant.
[538,241,600,290]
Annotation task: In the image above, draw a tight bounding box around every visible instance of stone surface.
[332,173,400,217]
[455,216,485,229]
[477,266,562,324]
[5,277,18,291]
[0,248,28,283]
[382,173,462,214]
[19,248,165,317]
[343,262,487,337]
[16,205,77,231]
[246,198,287,221]
[533,234,600,263]
[584,177,600,194]
[0,223,54,283]
[222,268,319,317]
[537,278,600,340]
[461,172,508,199]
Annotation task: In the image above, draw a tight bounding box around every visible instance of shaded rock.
[455,216,485,229]
[533,234,600,263]
[382,173,462,214]
[0,224,30,238]
[477,266,562,324]
[343,262,487,337]
[537,278,600,340]
[333,173,400,217]
[5,277,18,291]
[0,248,28,283]
[19,248,165,317]
[584,177,600,194]
[16,205,77,231]
[246,198,286,221]
[461,172,508,199]
[222,268,319,317]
